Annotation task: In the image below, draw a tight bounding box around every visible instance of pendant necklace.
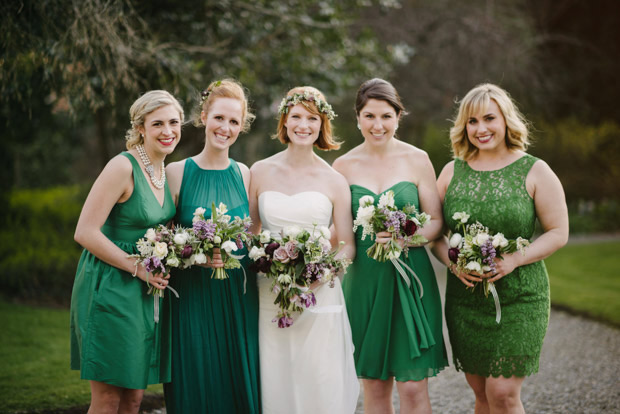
[136,144,166,189]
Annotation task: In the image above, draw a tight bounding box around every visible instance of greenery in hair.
[278,91,337,120]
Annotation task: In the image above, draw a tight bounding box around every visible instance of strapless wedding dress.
[258,191,360,414]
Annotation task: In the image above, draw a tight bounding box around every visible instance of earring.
[357,123,361,130]
[140,133,144,138]
[395,125,399,131]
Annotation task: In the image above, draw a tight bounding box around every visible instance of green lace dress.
[163,158,260,414]
[70,152,175,389]
[343,181,448,381]
[443,155,549,378]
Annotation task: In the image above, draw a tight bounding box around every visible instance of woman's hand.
[448,263,484,288]
[136,267,170,290]
[485,253,522,283]
[375,231,406,249]
[197,247,224,269]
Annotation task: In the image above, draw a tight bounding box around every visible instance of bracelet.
[132,263,138,277]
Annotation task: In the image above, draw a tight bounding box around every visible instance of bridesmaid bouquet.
[353,190,430,262]
[448,211,530,323]
[248,225,350,328]
[192,202,253,280]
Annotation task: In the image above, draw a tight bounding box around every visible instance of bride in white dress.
[249,86,360,414]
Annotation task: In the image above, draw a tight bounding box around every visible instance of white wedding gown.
[258,191,360,414]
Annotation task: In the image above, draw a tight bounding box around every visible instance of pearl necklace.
[136,144,166,189]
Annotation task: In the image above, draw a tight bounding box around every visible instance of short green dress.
[163,158,260,414]
[70,151,175,389]
[444,155,550,378]
[343,181,448,381]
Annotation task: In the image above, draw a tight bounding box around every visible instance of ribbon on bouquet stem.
[488,282,501,324]
[390,257,424,298]
[153,285,180,323]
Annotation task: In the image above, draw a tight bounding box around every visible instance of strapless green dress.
[70,151,175,389]
[342,181,448,381]
[163,158,260,414]
[443,155,549,378]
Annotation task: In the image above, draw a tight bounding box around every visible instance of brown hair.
[274,86,341,151]
[355,78,408,116]
[192,79,255,133]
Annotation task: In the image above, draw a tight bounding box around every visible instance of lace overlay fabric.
[443,154,550,378]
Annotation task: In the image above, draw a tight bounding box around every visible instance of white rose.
[213,235,222,244]
[452,211,470,223]
[221,240,238,254]
[145,228,157,242]
[465,261,481,272]
[259,230,271,244]
[283,225,302,239]
[153,242,168,259]
[192,215,201,224]
[193,252,207,264]
[194,207,206,217]
[167,256,180,268]
[355,205,375,223]
[173,232,189,245]
[249,246,266,260]
[378,191,395,208]
[449,233,463,248]
[474,232,490,246]
[359,195,375,208]
[277,273,292,284]
[492,233,509,249]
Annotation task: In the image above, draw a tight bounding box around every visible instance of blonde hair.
[450,83,530,160]
[274,86,341,151]
[125,90,184,149]
[192,79,255,133]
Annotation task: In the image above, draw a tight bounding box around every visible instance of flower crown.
[200,80,222,104]
[278,91,337,120]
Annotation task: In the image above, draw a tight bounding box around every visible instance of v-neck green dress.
[70,151,175,389]
[342,181,448,381]
[163,158,260,414]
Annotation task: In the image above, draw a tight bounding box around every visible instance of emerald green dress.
[343,181,448,381]
[443,155,549,378]
[70,151,175,389]
[163,158,260,414]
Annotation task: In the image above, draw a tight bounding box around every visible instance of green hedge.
[0,186,86,303]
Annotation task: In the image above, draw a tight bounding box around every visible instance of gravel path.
[146,248,620,414]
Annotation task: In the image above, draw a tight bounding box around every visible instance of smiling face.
[357,98,399,145]
[201,97,243,151]
[284,103,322,147]
[139,104,182,156]
[465,98,507,154]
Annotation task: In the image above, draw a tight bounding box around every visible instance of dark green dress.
[70,151,175,389]
[163,158,260,414]
[444,155,549,378]
[343,181,448,381]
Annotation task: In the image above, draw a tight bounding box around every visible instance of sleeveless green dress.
[163,158,260,414]
[70,151,175,389]
[443,155,549,378]
[342,181,448,381]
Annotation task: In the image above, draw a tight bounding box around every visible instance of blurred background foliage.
[1,0,619,302]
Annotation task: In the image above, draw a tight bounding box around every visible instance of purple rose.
[448,247,460,264]
[404,220,418,236]
[265,242,280,256]
[284,240,299,260]
[273,246,290,263]
[181,245,193,258]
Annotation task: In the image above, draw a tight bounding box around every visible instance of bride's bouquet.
[353,191,430,262]
[192,202,253,280]
[248,225,350,328]
[448,211,530,323]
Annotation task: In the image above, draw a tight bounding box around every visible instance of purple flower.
[448,247,460,263]
[300,291,317,308]
[181,245,193,258]
[144,256,166,275]
[274,313,294,328]
[404,219,418,236]
[250,256,272,273]
[273,247,290,263]
[193,220,216,241]
[265,241,280,256]
[284,240,299,260]
[235,235,244,250]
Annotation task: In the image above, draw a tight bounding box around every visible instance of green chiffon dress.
[163,158,260,414]
[70,151,175,389]
[342,181,448,381]
[443,155,550,378]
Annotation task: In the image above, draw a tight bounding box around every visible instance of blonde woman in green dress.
[333,78,448,414]
[432,83,568,414]
[70,90,183,413]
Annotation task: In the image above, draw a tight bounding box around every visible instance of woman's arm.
[413,151,444,244]
[74,155,168,289]
[488,160,569,282]
[331,173,356,261]
[248,162,263,235]
[165,159,186,207]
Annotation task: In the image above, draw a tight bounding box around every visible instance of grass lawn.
[546,240,620,326]
[0,300,162,413]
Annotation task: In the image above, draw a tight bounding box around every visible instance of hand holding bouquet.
[248,225,350,328]
[448,211,530,322]
[353,190,430,262]
[192,202,253,280]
